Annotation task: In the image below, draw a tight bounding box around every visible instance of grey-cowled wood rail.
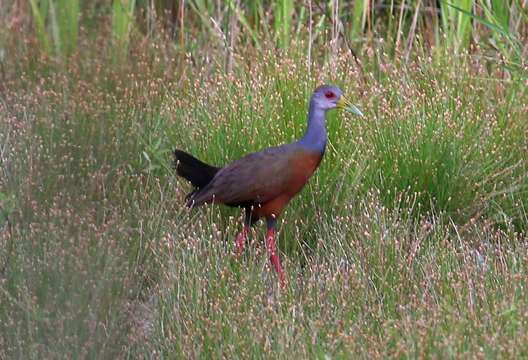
[173,85,363,286]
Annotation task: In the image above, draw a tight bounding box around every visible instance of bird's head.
[311,84,363,116]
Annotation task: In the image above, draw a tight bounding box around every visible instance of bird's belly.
[253,195,291,219]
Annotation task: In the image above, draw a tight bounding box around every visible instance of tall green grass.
[24,0,527,74]
[274,0,295,48]
[450,0,527,76]
[112,0,136,61]
[440,0,474,51]
[29,0,79,58]
[350,0,369,40]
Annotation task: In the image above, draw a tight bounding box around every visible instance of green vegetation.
[0,0,527,358]
[28,0,79,58]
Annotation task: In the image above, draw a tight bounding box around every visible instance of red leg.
[234,226,249,254]
[265,228,285,286]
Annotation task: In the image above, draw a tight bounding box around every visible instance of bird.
[173,85,363,286]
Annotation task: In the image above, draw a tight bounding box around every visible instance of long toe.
[234,227,248,254]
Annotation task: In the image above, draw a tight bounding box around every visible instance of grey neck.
[297,100,327,154]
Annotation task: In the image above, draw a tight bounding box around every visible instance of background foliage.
[0,0,527,358]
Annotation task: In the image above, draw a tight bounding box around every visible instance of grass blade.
[112,0,136,61]
[28,0,51,54]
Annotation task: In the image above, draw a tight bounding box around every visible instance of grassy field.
[1,0,528,358]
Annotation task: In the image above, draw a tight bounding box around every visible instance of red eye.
[325,91,335,99]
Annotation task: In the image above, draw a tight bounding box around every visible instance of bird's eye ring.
[325,91,335,99]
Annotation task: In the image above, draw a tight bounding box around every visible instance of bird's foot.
[270,254,286,288]
[234,226,249,255]
[265,229,286,287]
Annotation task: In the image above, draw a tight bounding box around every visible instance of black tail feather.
[173,149,220,192]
